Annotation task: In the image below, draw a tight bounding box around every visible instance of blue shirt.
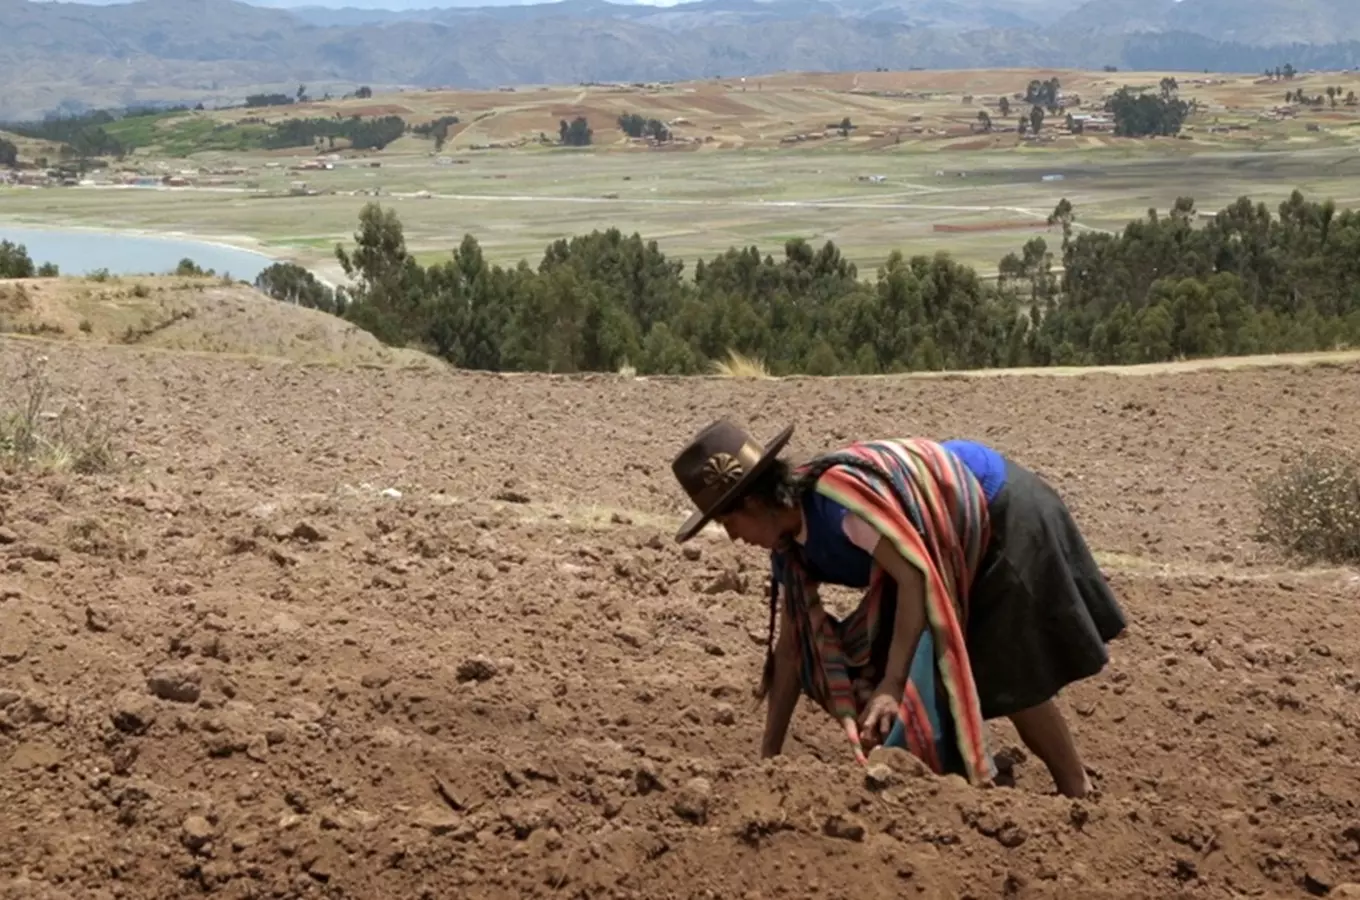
[792,439,1007,589]
[941,439,1007,505]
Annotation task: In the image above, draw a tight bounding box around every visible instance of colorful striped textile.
[773,438,995,786]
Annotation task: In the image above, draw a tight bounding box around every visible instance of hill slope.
[0,276,439,368]
[1,0,1359,119]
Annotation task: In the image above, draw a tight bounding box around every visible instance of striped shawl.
[771,438,995,785]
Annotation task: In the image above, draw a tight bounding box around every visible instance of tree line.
[1,110,128,159]
[1105,82,1191,137]
[260,115,410,152]
[249,190,1360,375]
[985,76,1191,139]
[0,105,455,161]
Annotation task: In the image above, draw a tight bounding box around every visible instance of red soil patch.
[549,104,602,120]
[935,220,1051,233]
[944,138,995,151]
[677,91,760,118]
[2,340,1360,899]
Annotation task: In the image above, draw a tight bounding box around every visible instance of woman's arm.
[760,599,802,757]
[844,514,929,695]
[869,536,928,706]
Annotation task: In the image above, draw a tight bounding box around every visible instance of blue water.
[0,223,281,282]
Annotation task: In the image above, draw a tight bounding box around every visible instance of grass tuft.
[710,348,772,379]
[0,349,118,474]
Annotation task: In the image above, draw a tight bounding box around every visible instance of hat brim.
[674,423,795,543]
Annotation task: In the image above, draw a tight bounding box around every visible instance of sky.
[250,0,675,5]
[46,0,691,6]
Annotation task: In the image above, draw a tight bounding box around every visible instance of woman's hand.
[859,686,901,751]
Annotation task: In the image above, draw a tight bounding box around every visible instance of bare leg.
[1007,698,1091,798]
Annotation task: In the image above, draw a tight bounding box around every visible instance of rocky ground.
[2,340,1360,900]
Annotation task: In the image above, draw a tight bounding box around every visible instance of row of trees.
[411,115,461,151]
[245,84,372,107]
[1286,87,1358,107]
[985,77,1191,139]
[1105,84,1192,137]
[0,104,454,162]
[617,113,671,142]
[249,190,1360,376]
[262,114,410,151]
[1,109,129,159]
[559,116,593,147]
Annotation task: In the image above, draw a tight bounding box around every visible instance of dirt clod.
[181,815,215,853]
[110,691,158,734]
[673,777,711,823]
[455,655,498,683]
[146,664,202,703]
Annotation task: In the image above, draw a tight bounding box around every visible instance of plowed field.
[3,341,1359,900]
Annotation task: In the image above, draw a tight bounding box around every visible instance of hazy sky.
[44,0,680,6]
[43,0,1081,8]
[253,0,673,7]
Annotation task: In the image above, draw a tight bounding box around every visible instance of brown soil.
[2,338,1360,900]
[181,68,1360,156]
[344,105,414,118]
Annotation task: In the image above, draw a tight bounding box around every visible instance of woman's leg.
[1007,697,1091,798]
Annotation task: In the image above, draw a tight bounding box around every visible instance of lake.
[0,223,282,283]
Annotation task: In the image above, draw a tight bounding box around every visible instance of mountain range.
[2,0,1358,120]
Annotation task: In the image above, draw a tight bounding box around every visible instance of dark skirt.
[964,458,1128,720]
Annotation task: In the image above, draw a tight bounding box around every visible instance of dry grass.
[0,349,117,474]
[710,348,772,379]
[0,275,441,369]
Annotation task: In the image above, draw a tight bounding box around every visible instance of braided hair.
[753,449,904,702]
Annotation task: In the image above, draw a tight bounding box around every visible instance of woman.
[669,419,1126,798]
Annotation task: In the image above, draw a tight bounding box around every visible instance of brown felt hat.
[671,419,795,543]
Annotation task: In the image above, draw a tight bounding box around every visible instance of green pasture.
[5,139,1360,279]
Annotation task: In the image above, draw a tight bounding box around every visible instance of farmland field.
[1,322,1359,899]
[3,67,1359,281]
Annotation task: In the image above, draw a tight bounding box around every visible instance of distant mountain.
[279,0,1089,29]
[1,0,1357,120]
[1057,0,1358,46]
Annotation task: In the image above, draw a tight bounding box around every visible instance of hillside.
[0,275,439,368]
[25,65,1354,162]
[2,0,1360,119]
